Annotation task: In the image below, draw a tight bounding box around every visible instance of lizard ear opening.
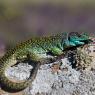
[61,32,68,48]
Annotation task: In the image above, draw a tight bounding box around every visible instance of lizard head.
[68,32,92,45]
[62,32,92,49]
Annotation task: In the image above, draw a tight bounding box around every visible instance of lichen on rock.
[76,46,93,70]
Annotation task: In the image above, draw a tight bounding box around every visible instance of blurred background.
[0,0,95,53]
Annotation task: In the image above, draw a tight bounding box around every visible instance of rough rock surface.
[5,63,33,81]
[4,57,95,95]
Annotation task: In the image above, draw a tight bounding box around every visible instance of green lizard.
[0,32,92,92]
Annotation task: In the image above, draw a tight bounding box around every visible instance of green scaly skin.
[0,32,92,92]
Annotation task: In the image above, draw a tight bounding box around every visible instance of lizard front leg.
[48,47,63,56]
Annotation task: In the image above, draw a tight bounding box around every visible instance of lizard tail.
[0,61,41,92]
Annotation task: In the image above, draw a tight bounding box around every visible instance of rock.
[4,57,95,95]
[5,63,33,81]
[24,58,80,95]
